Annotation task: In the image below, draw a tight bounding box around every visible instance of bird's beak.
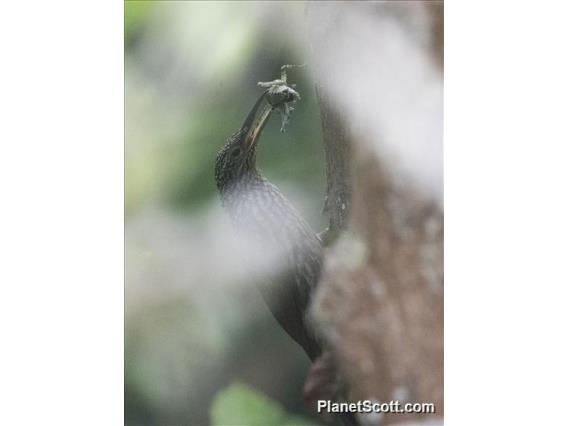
[240,92,273,151]
[244,105,272,150]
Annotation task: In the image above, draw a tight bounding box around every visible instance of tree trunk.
[307,2,444,425]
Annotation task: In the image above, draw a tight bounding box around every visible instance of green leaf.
[210,383,315,426]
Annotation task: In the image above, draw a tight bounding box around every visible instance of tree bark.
[316,86,352,238]
[307,3,444,425]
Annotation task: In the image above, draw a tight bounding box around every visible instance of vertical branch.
[317,86,352,236]
[306,1,353,239]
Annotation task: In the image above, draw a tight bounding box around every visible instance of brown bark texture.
[307,2,444,425]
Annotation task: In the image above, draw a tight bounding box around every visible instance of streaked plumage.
[215,90,360,426]
[215,92,322,360]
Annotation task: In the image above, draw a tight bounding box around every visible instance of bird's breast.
[222,180,320,260]
[221,179,323,303]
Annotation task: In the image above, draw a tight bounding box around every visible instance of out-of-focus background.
[126,1,443,425]
[125,2,326,425]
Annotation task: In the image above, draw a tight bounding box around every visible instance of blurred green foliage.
[125,0,324,220]
[211,384,316,426]
[124,1,154,41]
[125,2,326,425]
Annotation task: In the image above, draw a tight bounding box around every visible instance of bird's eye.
[231,147,242,157]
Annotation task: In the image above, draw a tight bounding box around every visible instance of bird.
[215,87,359,426]
[215,89,323,361]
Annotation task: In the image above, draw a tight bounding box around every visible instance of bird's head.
[215,92,273,194]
